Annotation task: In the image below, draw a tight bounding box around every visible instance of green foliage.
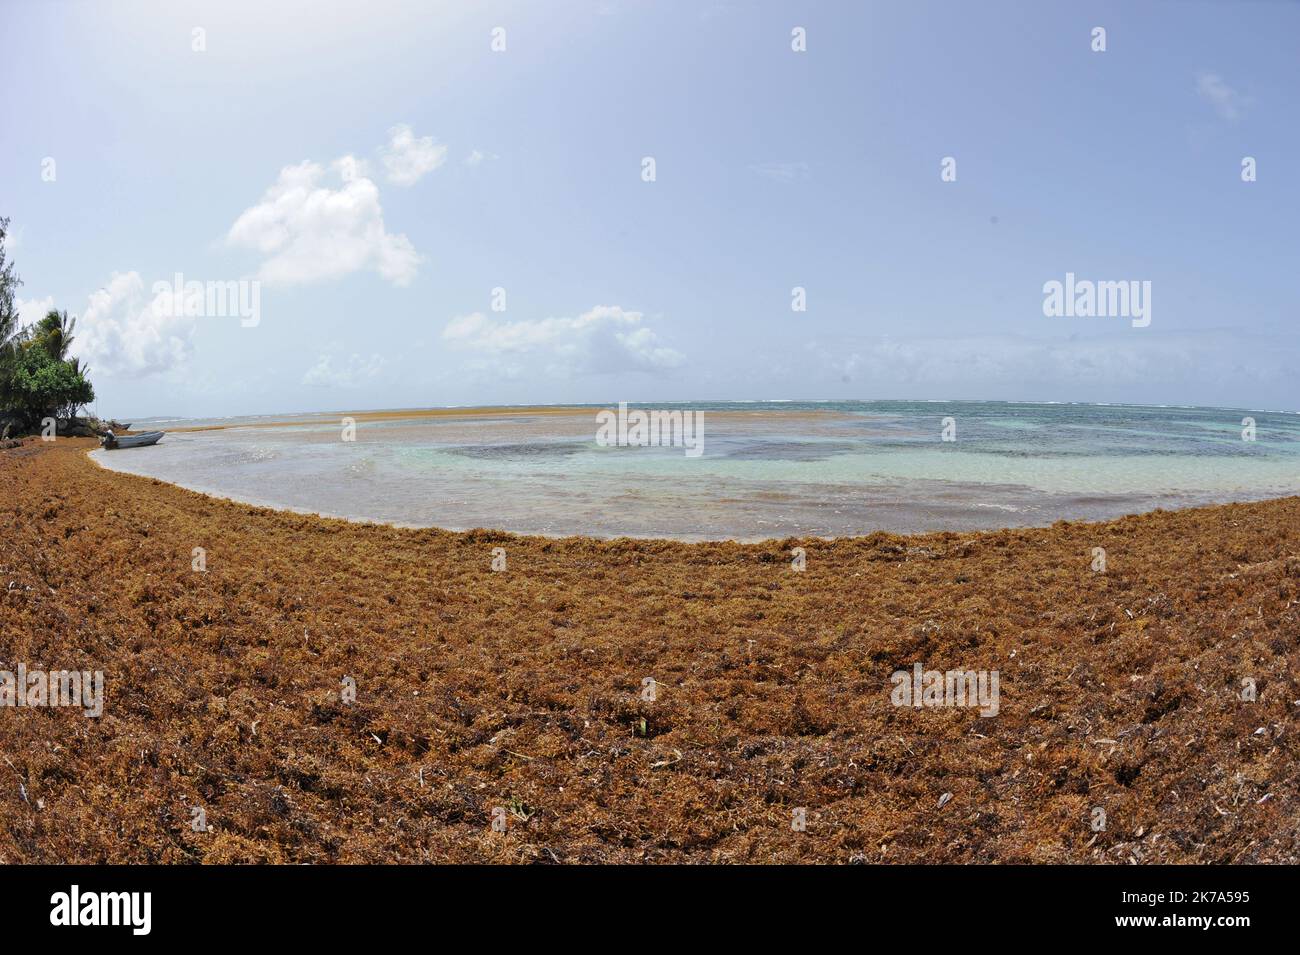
[0,218,97,431]
[0,216,21,382]
[32,309,77,361]
[5,343,95,425]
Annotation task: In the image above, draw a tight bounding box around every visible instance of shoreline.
[160,404,853,434]
[99,400,1300,542]
[132,398,1300,433]
[88,437,1300,544]
[3,438,1297,862]
[88,442,1296,545]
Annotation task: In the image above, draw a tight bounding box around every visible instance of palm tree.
[35,309,76,360]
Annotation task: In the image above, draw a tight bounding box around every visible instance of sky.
[2,0,1297,419]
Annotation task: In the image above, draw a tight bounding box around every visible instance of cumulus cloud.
[1196,72,1250,122]
[380,124,447,186]
[334,155,372,181]
[442,305,684,377]
[74,272,194,376]
[14,295,54,332]
[301,352,386,388]
[227,159,420,286]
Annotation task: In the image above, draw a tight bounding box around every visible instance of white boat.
[101,430,164,449]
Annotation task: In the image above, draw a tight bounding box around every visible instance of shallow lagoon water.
[92,401,1300,541]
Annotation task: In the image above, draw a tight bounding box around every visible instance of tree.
[0,217,21,369]
[5,343,95,427]
[0,218,97,432]
[32,309,77,361]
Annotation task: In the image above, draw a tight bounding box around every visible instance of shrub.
[4,342,95,429]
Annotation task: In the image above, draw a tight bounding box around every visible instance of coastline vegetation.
[0,217,97,441]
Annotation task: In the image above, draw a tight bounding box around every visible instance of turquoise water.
[94,401,1300,540]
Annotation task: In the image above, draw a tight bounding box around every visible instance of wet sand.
[2,437,1297,862]
[165,405,851,433]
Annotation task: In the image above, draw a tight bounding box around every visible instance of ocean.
[90,401,1300,541]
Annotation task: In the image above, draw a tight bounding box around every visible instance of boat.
[101,430,164,450]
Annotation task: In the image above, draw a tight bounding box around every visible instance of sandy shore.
[164,405,603,432]
[1,437,1297,863]
[165,404,850,433]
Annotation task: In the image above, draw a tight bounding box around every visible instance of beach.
[1,436,1296,863]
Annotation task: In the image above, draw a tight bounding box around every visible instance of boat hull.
[104,431,164,449]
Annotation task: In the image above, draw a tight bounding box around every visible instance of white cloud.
[380,124,447,186]
[75,272,194,376]
[334,155,372,181]
[302,352,386,388]
[14,295,54,332]
[227,159,420,286]
[464,149,497,167]
[1196,72,1250,122]
[442,305,684,377]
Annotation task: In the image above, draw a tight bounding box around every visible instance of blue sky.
[2,0,1297,418]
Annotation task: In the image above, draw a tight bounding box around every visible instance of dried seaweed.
[0,438,1296,863]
